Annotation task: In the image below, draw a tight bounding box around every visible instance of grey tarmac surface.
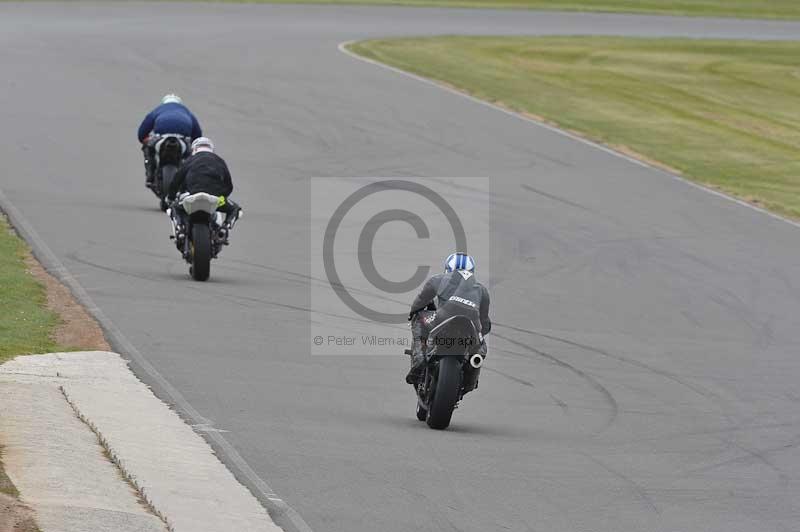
[2,3,800,531]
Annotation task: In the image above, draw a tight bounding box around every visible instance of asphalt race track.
[3,3,800,531]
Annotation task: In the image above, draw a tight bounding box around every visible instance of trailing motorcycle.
[406,311,484,430]
[167,193,242,282]
[145,134,190,211]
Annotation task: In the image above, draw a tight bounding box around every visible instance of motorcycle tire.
[426,357,461,430]
[190,224,211,282]
[159,165,178,212]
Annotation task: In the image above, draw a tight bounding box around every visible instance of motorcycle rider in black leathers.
[406,253,491,385]
[167,137,241,247]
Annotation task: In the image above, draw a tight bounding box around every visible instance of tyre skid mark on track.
[225,256,412,307]
[609,420,800,449]
[482,366,535,389]
[493,326,798,476]
[495,322,730,404]
[77,239,363,296]
[492,332,618,432]
[79,238,415,308]
[480,366,570,413]
[549,394,569,413]
[582,453,661,515]
[686,435,800,483]
[658,257,775,351]
[494,322,747,435]
[520,183,598,214]
[66,251,407,331]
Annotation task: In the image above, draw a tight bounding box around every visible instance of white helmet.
[191,137,214,154]
[161,93,183,105]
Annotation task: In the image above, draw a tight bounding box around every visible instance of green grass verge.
[349,37,800,218]
[0,215,60,363]
[199,0,800,20]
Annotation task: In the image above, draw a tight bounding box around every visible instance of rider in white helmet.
[137,93,203,186]
[167,137,242,246]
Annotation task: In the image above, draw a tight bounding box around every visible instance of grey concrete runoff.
[2,3,800,532]
[0,372,166,532]
[0,352,281,532]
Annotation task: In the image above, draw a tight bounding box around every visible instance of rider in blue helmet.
[405,252,491,385]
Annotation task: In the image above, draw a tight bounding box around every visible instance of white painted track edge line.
[0,188,314,532]
[337,40,800,231]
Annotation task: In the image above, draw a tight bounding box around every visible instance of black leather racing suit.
[168,151,240,217]
[168,152,241,246]
[407,271,491,383]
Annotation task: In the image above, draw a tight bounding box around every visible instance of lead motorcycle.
[405,311,485,430]
[167,193,242,282]
[145,134,190,211]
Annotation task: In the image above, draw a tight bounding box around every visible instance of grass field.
[349,37,800,219]
[208,0,800,20]
[0,216,61,363]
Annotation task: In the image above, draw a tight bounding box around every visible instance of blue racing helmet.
[444,253,475,273]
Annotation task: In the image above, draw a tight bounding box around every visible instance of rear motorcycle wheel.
[190,224,211,282]
[426,357,462,430]
[159,165,178,211]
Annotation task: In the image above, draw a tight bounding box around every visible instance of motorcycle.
[405,311,484,430]
[145,134,190,211]
[167,193,242,282]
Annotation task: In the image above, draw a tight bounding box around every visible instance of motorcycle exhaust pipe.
[469,353,484,369]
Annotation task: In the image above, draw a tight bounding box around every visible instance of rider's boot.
[172,209,187,250]
[405,319,426,385]
[143,146,156,188]
[219,207,242,245]
[224,206,241,227]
